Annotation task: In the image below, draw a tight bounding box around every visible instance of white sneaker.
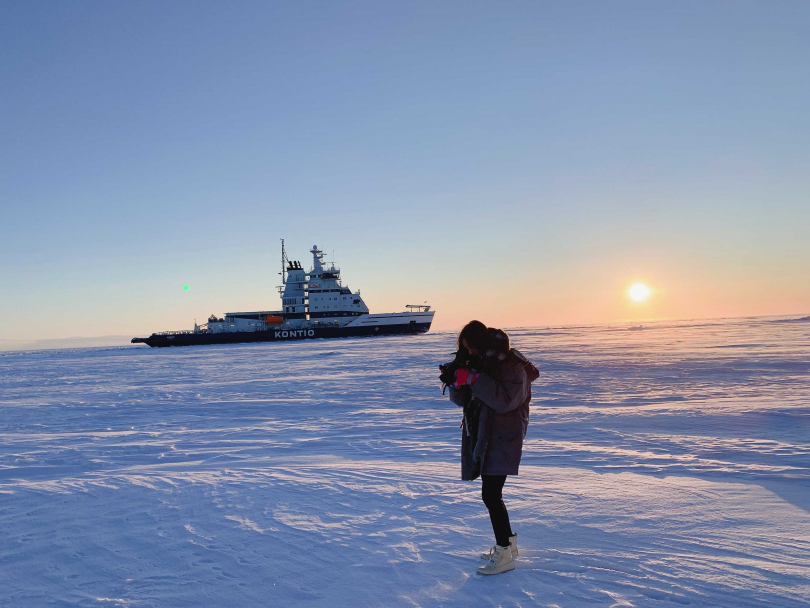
[481,534,518,560]
[477,544,515,575]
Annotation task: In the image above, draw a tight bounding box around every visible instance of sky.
[1,1,809,342]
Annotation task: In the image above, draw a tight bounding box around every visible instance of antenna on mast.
[280,238,289,284]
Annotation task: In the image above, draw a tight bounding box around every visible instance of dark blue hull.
[132,322,431,347]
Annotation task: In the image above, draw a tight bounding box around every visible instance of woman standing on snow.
[445,320,535,575]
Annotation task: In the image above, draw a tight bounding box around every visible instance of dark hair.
[458,320,491,352]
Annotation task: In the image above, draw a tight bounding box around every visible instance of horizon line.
[2,312,808,354]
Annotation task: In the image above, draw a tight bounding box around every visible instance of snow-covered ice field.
[1,317,809,607]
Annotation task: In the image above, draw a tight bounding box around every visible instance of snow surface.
[1,317,809,607]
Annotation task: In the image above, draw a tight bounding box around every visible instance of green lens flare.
[183,285,190,291]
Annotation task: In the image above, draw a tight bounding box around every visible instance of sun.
[628,283,651,302]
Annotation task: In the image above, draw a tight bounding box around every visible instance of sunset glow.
[628,283,651,302]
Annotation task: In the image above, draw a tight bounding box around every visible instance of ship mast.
[280,238,289,284]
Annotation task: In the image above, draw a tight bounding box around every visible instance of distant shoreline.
[0,335,136,353]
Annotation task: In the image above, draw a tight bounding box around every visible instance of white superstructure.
[301,245,370,321]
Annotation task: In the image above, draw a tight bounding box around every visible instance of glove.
[454,368,479,388]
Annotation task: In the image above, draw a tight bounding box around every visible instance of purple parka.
[449,338,531,477]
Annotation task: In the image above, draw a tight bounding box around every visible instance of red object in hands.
[454,368,479,387]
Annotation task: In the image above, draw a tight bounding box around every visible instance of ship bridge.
[304,245,369,320]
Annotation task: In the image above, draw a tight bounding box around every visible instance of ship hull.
[133,321,432,348]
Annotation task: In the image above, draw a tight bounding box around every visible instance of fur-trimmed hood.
[471,328,510,375]
[485,328,510,357]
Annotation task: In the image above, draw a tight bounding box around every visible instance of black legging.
[481,474,513,547]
